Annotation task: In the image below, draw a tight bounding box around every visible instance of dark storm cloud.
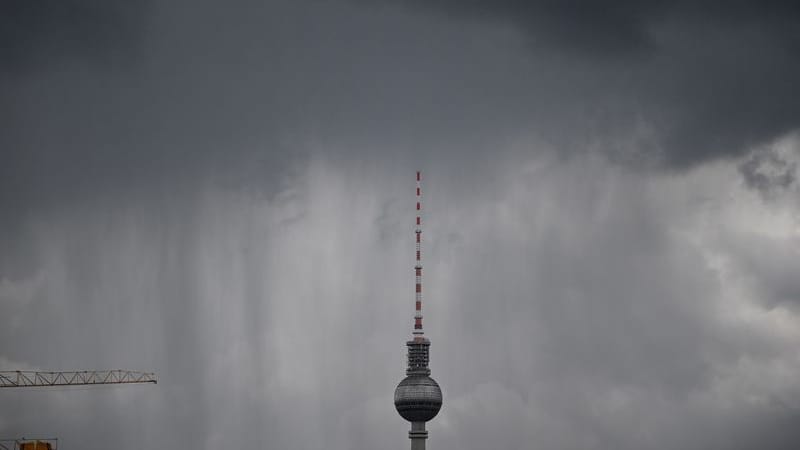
[371,0,659,56]
[2,0,799,218]
[367,0,800,167]
[378,1,800,56]
[0,0,150,72]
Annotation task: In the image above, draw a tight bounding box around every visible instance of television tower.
[394,171,442,450]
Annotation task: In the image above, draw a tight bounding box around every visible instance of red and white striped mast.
[394,170,442,448]
[414,171,425,341]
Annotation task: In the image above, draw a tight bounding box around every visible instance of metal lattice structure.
[0,439,58,450]
[0,370,156,388]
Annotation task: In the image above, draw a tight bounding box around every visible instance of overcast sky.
[2,1,800,449]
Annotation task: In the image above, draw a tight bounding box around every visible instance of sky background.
[2,1,800,449]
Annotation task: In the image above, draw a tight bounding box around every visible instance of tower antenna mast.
[395,171,443,450]
[414,170,424,339]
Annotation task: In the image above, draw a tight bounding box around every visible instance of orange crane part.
[0,439,57,450]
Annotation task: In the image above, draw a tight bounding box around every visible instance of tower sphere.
[394,375,443,422]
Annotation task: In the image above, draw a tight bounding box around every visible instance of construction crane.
[0,371,155,449]
[0,370,156,388]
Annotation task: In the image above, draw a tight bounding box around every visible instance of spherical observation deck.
[394,375,443,422]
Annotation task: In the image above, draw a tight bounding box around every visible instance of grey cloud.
[2,151,800,450]
[376,1,800,56]
[738,147,797,198]
[364,0,800,168]
[2,0,800,222]
[720,231,800,309]
[423,157,800,449]
[0,0,151,73]
[3,0,800,222]
[369,0,661,57]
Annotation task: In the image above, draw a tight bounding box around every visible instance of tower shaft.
[410,422,428,450]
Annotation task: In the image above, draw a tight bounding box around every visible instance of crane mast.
[0,370,156,388]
